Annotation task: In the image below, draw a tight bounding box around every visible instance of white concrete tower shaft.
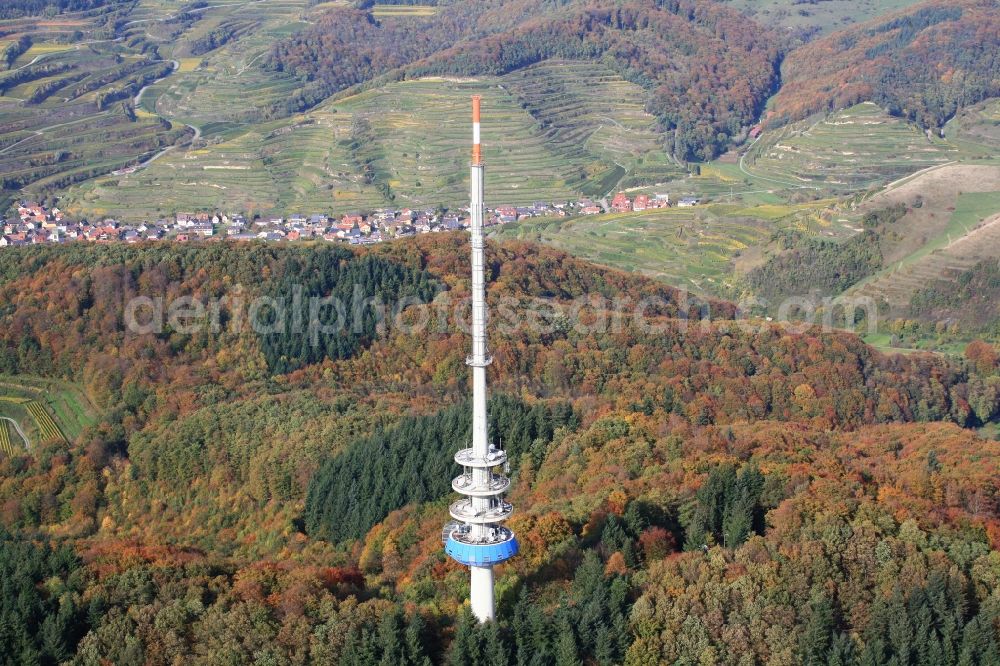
[444,95,517,625]
[468,95,494,622]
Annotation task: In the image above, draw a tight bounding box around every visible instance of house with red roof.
[610,192,632,212]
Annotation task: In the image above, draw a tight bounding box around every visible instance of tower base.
[470,565,495,622]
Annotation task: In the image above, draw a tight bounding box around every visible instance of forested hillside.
[304,395,576,542]
[771,0,1000,129]
[745,230,885,307]
[266,0,782,160]
[0,237,999,662]
[909,259,1000,338]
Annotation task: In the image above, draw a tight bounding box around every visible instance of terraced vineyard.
[68,62,685,218]
[26,400,63,441]
[0,421,14,456]
[743,103,963,193]
[0,0,327,210]
[53,0,381,217]
[502,60,681,192]
[134,0,314,131]
[334,78,589,206]
[0,99,190,203]
[496,207,777,294]
[67,109,389,218]
[11,0,995,230]
[0,4,194,209]
[0,9,114,44]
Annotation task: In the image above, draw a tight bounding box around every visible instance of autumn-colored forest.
[770,0,1000,130]
[1,236,999,664]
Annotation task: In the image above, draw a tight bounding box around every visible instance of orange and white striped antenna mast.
[471,94,483,166]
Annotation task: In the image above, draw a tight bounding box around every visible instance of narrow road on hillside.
[5,49,73,81]
[135,145,175,169]
[135,59,179,107]
[130,59,202,170]
[9,55,41,72]
[0,417,30,450]
[7,41,90,72]
[235,50,267,77]
[134,121,200,170]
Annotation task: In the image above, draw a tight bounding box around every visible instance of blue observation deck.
[445,533,519,566]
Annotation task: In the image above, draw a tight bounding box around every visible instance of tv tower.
[443,95,518,623]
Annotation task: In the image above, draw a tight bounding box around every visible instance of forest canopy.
[305,394,576,542]
[0,237,999,663]
[257,246,440,374]
[745,230,884,306]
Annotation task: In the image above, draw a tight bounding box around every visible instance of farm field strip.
[370,4,437,16]
[26,401,65,442]
[0,422,13,456]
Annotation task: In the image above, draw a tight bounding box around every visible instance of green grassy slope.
[947,99,1000,153]
[848,198,1000,315]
